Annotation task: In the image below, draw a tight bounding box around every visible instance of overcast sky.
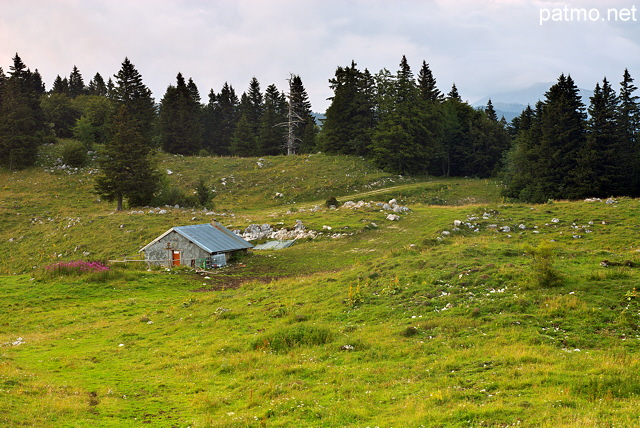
[2,0,640,111]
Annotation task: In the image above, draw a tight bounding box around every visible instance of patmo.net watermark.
[540,5,638,25]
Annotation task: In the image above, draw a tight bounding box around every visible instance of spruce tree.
[51,75,69,95]
[540,74,587,199]
[68,65,86,98]
[230,93,258,156]
[230,77,263,156]
[321,61,375,155]
[503,75,587,202]
[202,89,217,153]
[485,99,498,122]
[32,69,45,96]
[230,108,257,156]
[95,105,160,210]
[502,104,545,200]
[159,73,203,155]
[417,61,443,102]
[447,84,462,101]
[88,72,108,96]
[202,82,239,155]
[0,54,46,169]
[259,84,287,155]
[617,69,640,195]
[573,78,620,197]
[371,56,439,175]
[111,57,156,145]
[187,78,201,104]
[247,77,264,127]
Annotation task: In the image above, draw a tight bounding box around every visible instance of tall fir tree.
[111,57,156,145]
[51,75,69,95]
[159,73,203,155]
[230,93,259,156]
[95,105,160,210]
[617,69,640,195]
[502,104,544,200]
[258,84,288,155]
[202,82,239,155]
[572,78,621,197]
[371,56,440,175]
[503,75,587,202]
[485,99,498,122]
[540,74,587,199]
[88,72,108,96]
[68,65,86,98]
[187,78,201,104]
[320,61,376,155]
[0,54,46,169]
[447,83,462,101]
[417,61,443,102]
[231,77,263,156]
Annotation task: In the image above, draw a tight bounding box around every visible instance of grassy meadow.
[1,146,640,426]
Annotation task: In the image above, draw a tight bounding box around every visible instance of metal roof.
[140,222,253,254]
[253,240,297,250]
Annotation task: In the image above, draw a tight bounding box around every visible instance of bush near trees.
[2,52,639,202]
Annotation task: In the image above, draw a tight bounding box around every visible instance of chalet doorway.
[172,250,181,266]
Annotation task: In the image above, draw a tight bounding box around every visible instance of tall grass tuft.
[576,369,640,400]
[252,325,334,353]
[523,242,564,288]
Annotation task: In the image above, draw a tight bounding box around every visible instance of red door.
[172,250,181,266]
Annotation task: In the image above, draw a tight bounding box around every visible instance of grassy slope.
[1,151,640,427]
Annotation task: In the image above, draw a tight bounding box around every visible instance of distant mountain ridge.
[472,82,594,122]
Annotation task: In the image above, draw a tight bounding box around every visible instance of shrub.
[401,326,419,337]
[60,140,88,167]
[325,196,339,208]
[195,177,216,208]
[152,185,197,208]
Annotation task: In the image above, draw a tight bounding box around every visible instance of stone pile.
[341,198,410,218]
[241,220,317,241]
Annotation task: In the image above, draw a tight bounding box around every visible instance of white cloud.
[1,0,639,111]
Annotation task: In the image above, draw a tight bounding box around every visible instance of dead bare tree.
[277,74,306,155]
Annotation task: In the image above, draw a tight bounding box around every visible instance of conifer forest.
[1,53,639,204]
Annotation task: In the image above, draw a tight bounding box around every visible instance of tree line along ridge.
[1,53,639,209]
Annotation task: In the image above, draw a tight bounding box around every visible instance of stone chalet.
[140,222,253,269]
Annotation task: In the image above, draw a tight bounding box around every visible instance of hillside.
[1,150,640,427]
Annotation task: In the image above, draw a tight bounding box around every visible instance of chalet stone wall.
[143,230,210,267]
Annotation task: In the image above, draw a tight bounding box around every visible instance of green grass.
[1,144,640,426]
